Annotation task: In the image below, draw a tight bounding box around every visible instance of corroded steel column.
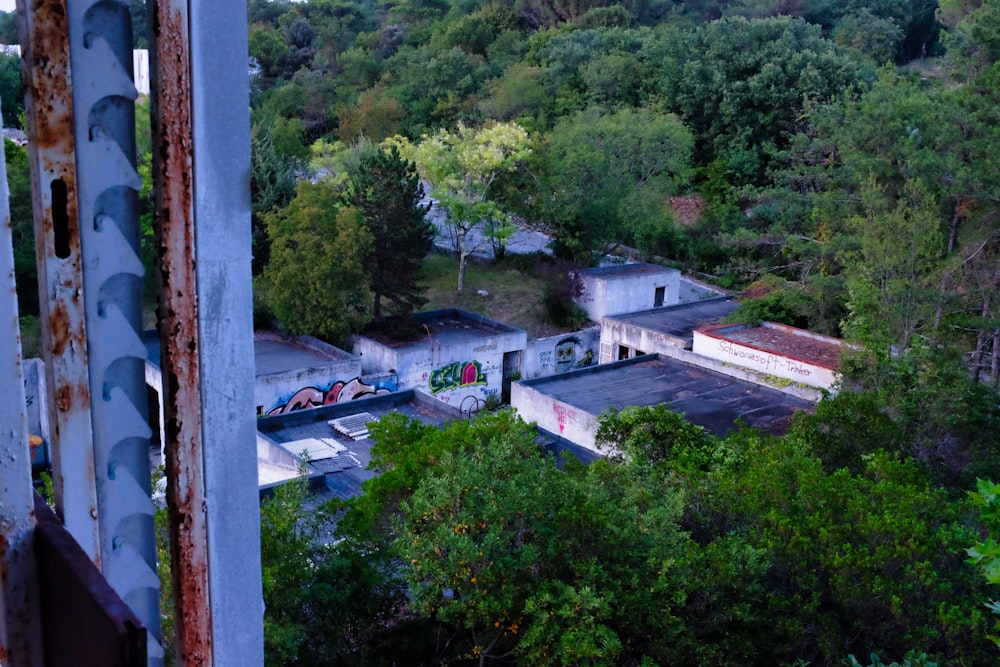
[16,0,101,565]
[149,0,263,663]
[65,0,162,663]
[0,98,45,667]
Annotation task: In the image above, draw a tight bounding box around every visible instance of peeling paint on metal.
[19,0,101,566]
[151,0,213,662]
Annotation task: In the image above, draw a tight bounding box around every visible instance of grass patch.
[420,252,578,339]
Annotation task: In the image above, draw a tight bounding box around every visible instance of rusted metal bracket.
[16,0,102,566]
[149,0,264,663]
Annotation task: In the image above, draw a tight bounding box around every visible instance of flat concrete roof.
[257,390,599,499]
[256,391,453,499]
[520,355,813,437]
[360,308,526,350]
[606,296,738,343]
[143,330,353,376]
[582,262,678,279]
[708,322,845,370]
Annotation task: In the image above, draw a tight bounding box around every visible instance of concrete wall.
[655,345,825,402]
[598,318,687,363]
[521,328,600,379]
[577,265,681,322]
[692,325,840,390]
[257,359,378,416]
[511,382,600,452]
[353,311,528,413]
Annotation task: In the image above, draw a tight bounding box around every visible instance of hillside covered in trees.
[5,0,1000,664]
[232,2,1000,666]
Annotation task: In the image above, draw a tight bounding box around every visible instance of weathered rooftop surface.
[582,262,678,278]
[143,329,353,374]
[361,308,526,349]
[606,296,738,343]
[714,322,845,369]
[257,390,598,499]
[521,355,813,437]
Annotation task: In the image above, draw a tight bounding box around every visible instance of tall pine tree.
[348,145,433,323]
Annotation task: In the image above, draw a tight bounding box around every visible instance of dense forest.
[5,0,1000,664]
[235,1,1000,665]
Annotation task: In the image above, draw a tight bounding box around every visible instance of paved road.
[423,188,726,302]
[424,194,552,259]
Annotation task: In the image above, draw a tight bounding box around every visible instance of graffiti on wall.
[267,377,395,416]
[429,360,487,395]
[552,335,595,373]
[552,402,577,434]
[716,341,813,378]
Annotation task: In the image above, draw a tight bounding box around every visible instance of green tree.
[347,143,433,323]
[967,477,1000,647]
[259,475,400,666]
[250,121,302,276]
[698,429,991,665]
[392,410,706,666]
[661,16,875,185]
[6,140,36,316]
[536,106,694,260]
[262,180,372,345]
[401,121,531,290]
[0,53,24,129]
[840,179,944,353]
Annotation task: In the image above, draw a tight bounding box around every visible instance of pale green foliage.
[842,652,938,667]
[967,478,1000,646]
[262,180,373,345]
[841,179,944,353]
[399,121,531,288]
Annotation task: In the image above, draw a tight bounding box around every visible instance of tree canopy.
[262,180,373,345]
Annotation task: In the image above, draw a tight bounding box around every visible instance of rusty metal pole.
[149,0,263,663]
[65,1,163,663]
[0,97,46,667]
[16,0,102,565]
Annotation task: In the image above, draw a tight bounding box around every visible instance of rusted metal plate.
[34,493,146,667]
[17,0,101,565]
[149,0,212,663]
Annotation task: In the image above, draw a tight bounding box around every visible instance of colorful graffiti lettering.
[554,336,595,373]
[267,377,394,416]
[429,360,487,395]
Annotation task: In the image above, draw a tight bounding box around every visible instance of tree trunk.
[934,207,963,329]
[972,296,990,382]
[992,329,1000,388]
[457,227,468,291]
[373,292,382,321]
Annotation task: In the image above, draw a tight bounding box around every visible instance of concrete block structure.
[521,328,600,379]
[511,354,814,453]
[352,309,528,414]
[250,331,395,416]
[598,297,738,362]
[575,262,681,322]
[256,389,463,496]
[692,322,848,391]
[144,330,397,458]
